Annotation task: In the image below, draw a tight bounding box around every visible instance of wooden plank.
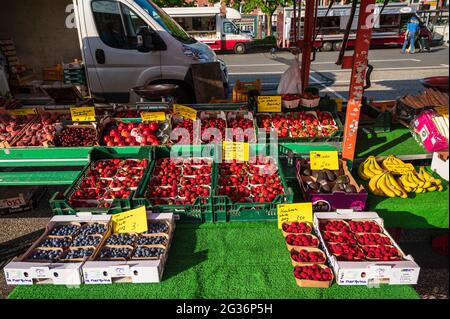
[191,62,225,103]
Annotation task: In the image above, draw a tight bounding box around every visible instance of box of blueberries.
[4,212,175,285]
[4,213,112,285]
[313,211,420,286]
[82,212,174,284]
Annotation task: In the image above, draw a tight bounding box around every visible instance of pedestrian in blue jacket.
[401,16,420,54]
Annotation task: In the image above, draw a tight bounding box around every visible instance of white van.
[74,0,228,103]
[163,6,253,54]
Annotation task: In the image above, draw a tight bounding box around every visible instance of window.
[223,21,237,34]
[92,0,149,50]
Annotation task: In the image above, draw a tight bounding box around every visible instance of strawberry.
[286,234,319,247]
[293,264,332,281]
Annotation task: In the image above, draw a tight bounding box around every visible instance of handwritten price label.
[222,141,249,161]
[111,206,148,234]
[140,111,166,122]
[173,104,197,120]
[383,162,415,175]
[70,106,96,122]
[277,203,313,229]
[310,151,339,171]
[6,108,37,116]
[257,96,282,112]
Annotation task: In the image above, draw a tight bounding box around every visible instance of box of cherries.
[281,221,334,288]
[67,158,149,210]
[256,110,338,140]
[314,212,420,285]
[217,155,287,204]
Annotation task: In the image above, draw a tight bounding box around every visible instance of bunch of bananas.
[358,156,383,180]
[382,155,405,168]
[368,172,408,198]
[398,167,443,193]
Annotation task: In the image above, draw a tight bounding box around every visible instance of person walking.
[401,16,420,54]
[418,23,432,53]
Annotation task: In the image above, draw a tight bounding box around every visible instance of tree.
[153,0,191,8]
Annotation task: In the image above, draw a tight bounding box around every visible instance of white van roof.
[163,7,242,19]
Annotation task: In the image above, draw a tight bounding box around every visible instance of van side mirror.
[137,26,154,52]
[235,29,240,35]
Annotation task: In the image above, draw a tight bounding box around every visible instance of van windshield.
[134,0,195,44]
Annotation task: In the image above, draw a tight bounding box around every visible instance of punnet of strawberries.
[362,245,401,261]
[282,221,312,234]
[322,231,357,245]
[328,243,366,261]
[348,220,381,233]
[319,220,350,233]
[294,264,333,281]
[286,234,319,247]
[356,233,392,246]
[291,249,326,263]
[281,94,301,101]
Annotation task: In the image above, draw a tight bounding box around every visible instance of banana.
[415,187,424,193]
[368,173,385,196]
[369,158,384,175]
[377,174,397,198]
[390,156,406,166]
[398,176,413,193]
[410,172,425,188]
[419,166,442,186]
[386,173,408,198]
[426,186,437,192]
[358,160,372,180]
[400,174,417,188]
[438,185,444,192]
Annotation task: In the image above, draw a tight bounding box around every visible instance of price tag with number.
[140,111,166,122]
[173,104,197,120]
[277,203,313,229]
[6,108,37,116]
[70,106,96,122]
[222,141,249,161]
[111,206,147,234]
[310,151,339,171]
[257,96,282,112]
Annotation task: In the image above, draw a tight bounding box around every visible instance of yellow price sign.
[383,162,415,175]
[111,206,148,234]
[140,111,166,122]
[334,98,343,112]
[222,141,249,161]
[6,108,37,116]
[70,106,96,122]
[310,151,339,171]
[173,104,197,120]
[257,96,282,113]
[277,203,313,229]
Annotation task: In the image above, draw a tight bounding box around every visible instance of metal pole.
[342,0,376,162]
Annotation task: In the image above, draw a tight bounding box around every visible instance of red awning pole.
[341,0,376,162]
[300,0,317,92]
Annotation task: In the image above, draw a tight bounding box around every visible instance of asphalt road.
[219,46,449,100]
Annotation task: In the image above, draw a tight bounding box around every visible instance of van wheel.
[321,42,333,52]
[333,41,343,51]
[234,43,246,54]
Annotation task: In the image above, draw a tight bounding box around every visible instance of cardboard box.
[313,211,420,286]
[431,151,449,181]
[82,213,175,284]
[297,159,368,212]
[0,186,47,215]
[4,213,112,285]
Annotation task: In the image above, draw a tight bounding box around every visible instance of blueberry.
[133,246,165,258]
[144,223,169,234]
[71,235,101,247]
[63,248,94,260]
[29,249,61,261]
[79,223,107,236]
[50,224,80,237]
[137,235,167,246]
[105,233,136,246]
[40,237,72,248]
[99,247,132,259]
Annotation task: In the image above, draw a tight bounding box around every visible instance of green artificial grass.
[356,125,427,158]
[8,222,419,299]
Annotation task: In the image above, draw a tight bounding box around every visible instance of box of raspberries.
[314,211,420,285]
[3,214,112,285]
[52,148,152,215]
[296,158,368,212]
[281,221,334,288]
[83,212,175,284]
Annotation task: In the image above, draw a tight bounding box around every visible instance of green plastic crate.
[50,146,152,215]
[132,145,219,223]
[212,144,294,222]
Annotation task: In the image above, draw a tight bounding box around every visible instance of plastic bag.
[277,58,302,95]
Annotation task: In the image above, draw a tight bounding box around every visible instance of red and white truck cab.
[163,6,253,54]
